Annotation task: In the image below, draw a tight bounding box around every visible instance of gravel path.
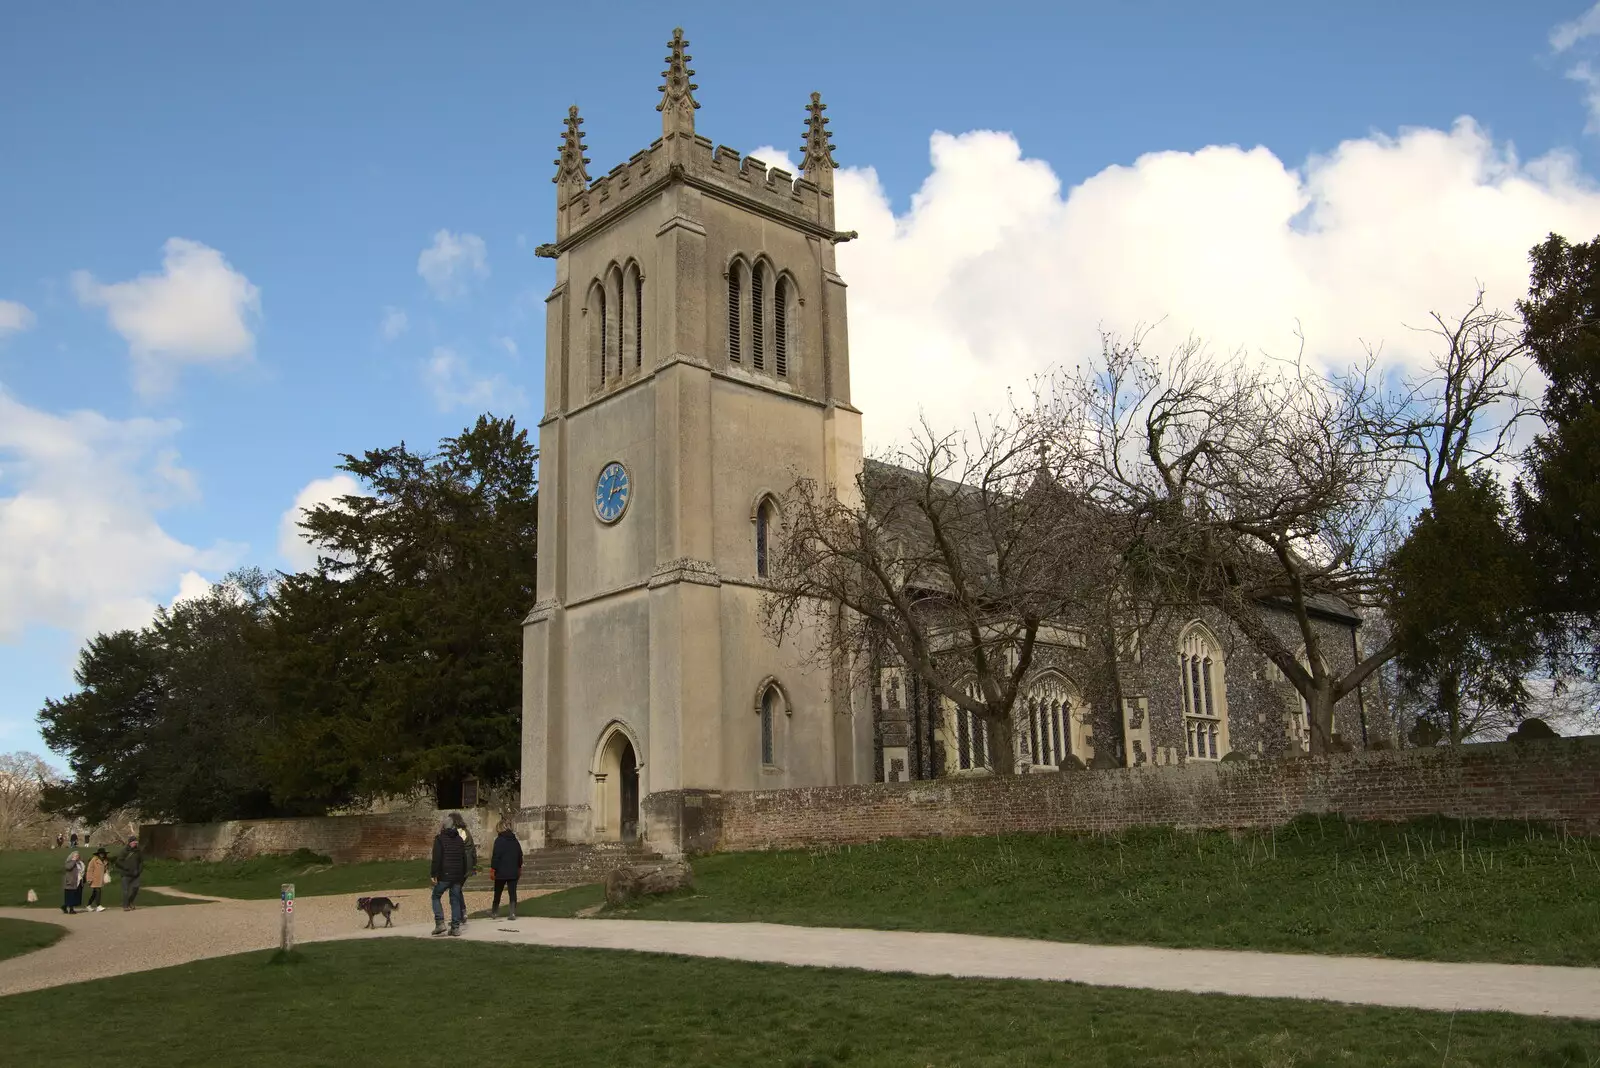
[351,916,1600,1020]
[0,886,503,997]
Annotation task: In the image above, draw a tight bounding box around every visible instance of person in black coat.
[429,815,468,936]
[489,821,524,920]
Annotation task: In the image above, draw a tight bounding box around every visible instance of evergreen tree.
[260,414,537,806]
[1516,232,1600,670]
[39,569,278,823]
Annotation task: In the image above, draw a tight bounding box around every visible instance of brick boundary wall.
[711,737,1600,852]
[140,808,499,864]
[143,739,1600,862]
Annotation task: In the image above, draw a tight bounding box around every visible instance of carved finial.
[801,92,838,185]
[553,105,591,188]
[657,27,700,136]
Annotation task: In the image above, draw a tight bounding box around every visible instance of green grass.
[0,848,191,909]
[0,917,65,962]
[0,939,1594,1067]
[137,848,431,900]
[523,816,1600,967]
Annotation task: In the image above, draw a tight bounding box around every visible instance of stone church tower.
[521,30,869,851]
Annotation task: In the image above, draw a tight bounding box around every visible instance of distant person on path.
[84,848,110,912]
[60,851,85,914]
[489,819,523,921]
[430,815,468,937]
[55,833,64,848]
[69,831,78,849]
[116,836,143,911]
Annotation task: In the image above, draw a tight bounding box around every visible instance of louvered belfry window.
[751,263,765,371]
[774,276,789,377]
[598,286,608,386]
[634,273,644,369]
[727,266,742,363]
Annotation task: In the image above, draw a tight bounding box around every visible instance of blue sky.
[3,2,1599,761]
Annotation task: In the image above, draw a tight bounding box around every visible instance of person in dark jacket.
[489,820,524,920]
[115,836,143,911]
[429,815,468,936]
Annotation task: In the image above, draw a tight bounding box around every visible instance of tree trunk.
[1439,666,1463,745]
[1306,686,1337,755]
[985,712,1016,775]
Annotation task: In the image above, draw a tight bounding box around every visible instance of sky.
[4,2,1600,760]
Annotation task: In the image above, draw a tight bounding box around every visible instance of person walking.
[69,831,78,849]
[489,819,524,921]
[429,815,468,937]
[448,812,478,929]
[84,848,110,912]
[60,851,85,914]
[116,836,143,911]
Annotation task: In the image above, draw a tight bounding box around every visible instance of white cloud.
[277,473,363,572]
[170,571,213,607]
[379,306,409,341]
[72,238,260,394]
[417,230,489,299]
[422,346,526,412]
[1553,3,1600,52]
[832,119,1600,447]
[496,335,518,357]
[0,388,240,643]
[0,301,35,338]
[745,146,798,176]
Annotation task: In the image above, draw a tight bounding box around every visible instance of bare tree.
[0,752,60,849]
[1047,331,1405,754]
[762,414,1119,775]
[1374,289,1541,743]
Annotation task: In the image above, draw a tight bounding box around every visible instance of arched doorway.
[594,725,642,843]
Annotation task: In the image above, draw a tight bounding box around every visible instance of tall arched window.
[952,682,990,771]
[622,262,641,377]
[774,276,790,378]
[633,268,644,369]
[592,281,609,387]
[760,687,775,765]
[755,498,774,578]
[751,261,766,372]
[1180,624,1229,761]
[606,265,624,382]
[727,261,744,363]
[1024,675,1079,768]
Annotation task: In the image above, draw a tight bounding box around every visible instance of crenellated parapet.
[545,28,850,249]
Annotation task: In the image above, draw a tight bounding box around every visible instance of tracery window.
[1180,625,1228,761]
[1023,675,1080,768]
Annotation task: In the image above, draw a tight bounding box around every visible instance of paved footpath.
[342,916,1600,1021]
[6,896,1599,1019]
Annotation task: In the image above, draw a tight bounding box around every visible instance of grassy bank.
[523,816,1600,967]
[139,849,430,900]
[0,917,66,962]
[0,938,1593,1066]
[0,849,191,909]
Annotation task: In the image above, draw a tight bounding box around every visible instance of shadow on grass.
[0,937,1594,1067]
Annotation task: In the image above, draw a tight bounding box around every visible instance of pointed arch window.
[952,682,991,771]
[634,270,644,369]
[774,276,789,377]
[1180,625,1229,761]
[751,262,766,371]
[756,498,774,578]
[593,282,609,387]
[606,266,624,382]
[760,687,775,765]
[1024,675,1080,769]
[727,262,744,364]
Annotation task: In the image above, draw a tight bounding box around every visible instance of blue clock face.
[594,461,630,524]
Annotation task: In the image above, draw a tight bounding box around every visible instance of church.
[519,29,1370,853]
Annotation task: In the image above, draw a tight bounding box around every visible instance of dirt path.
[0,887,505,996]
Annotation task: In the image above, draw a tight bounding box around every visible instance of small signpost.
[281,883,296,954]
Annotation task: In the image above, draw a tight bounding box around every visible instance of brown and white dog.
[356,896,400,928]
